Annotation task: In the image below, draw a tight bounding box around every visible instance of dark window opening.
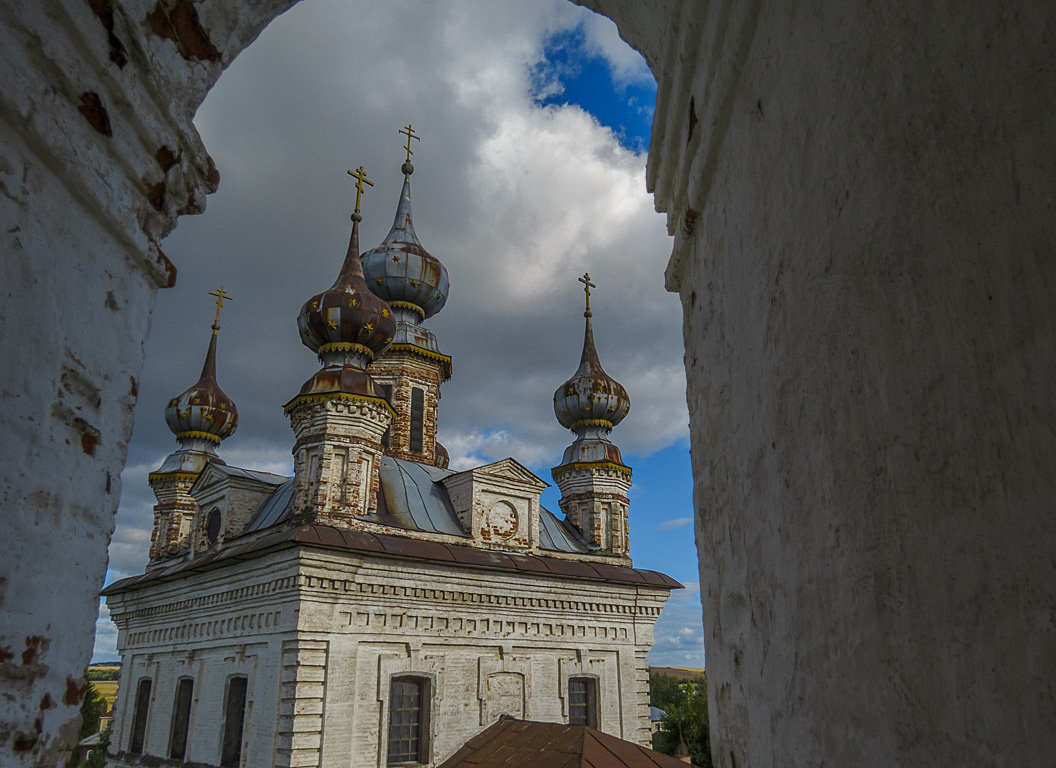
[128,678,152,754]
[220,676,248,767]
[380,384,393,449]
[388,676,429,764]
[206,508,222,543]
[168,678,193,759]
[409,388,424,453]
[568,677,597,728]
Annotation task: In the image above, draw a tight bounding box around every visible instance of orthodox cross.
[579,272,596,317]
[347,165,374,214]
[400,124,420,163]
[208,286,233,331]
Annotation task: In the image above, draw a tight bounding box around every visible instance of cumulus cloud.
[95,0,688,659]
[649,582,706,666]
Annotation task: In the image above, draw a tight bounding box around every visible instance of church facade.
[103,143,677,768]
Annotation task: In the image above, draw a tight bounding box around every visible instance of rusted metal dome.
[553,315,630,433]
[361,164,449,320]
[297,216,397,361]
[164,326,238,446]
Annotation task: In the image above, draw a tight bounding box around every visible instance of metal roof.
[101,524,682,595]
[437,717,697,768]
[239,456,592,555]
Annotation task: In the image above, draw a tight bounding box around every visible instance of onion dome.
[297,216,397,362]
[288,167,398,411]
[361,142,449,321]
[156,288,238,473]
[553,274,630,468]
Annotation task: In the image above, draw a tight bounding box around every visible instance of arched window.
[388,675,430,764]
[128,677,152,754]
[168,677,194,759]
[220,676,248,767]
[568,676,598,728]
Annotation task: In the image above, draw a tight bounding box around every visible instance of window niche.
[168,677,194,759]
[128,677,152,754]
[220,676,248,767]
[568,676,598,728]
[387,675,430,765]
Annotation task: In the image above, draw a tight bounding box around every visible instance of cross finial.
[579,272,596,318]
[208,286,234,332]
[399,124,420,164]
[346,166,374,218]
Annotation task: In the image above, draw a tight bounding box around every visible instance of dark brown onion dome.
[434,440,450,469]
[164,326,238,445]
[297,216,397,361]
[553,314,630,432]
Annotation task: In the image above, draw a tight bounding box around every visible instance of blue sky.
[94,0,702,668]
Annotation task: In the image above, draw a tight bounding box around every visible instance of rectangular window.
[380,384,393,449]
[168,678,193,759]
[220,676,248,767]
[388,677,429,764]
[128,678,152,754]
[409,388,424,453]
[568,677,597,728]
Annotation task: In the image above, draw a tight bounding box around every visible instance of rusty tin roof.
[437,717,698,768]
[101,524,681,595]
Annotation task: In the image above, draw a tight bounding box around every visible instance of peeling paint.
[146,0,221,62]
[76,92,113,137]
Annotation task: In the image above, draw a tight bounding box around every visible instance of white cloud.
[656,516,692,531]
[578,10,655,87]
[97,0,687,657]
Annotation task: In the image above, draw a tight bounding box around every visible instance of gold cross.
[579,272,596,317]
[208,286,233,329]
[346,166,374,214]
[399,124,420,163]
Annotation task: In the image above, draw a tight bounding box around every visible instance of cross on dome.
[346,165,374,219]
[400,124,420,165]
[208,286,233,332]
[579,272,596,318]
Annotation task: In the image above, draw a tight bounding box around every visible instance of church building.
[102,132,678,768]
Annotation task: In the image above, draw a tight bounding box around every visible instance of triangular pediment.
[188,461,230,497]
[189,462,287,498]
[443,457,548,491]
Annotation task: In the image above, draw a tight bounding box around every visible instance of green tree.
[78,682,104,740]
[650,673,713,767]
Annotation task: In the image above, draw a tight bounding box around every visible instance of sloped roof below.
[101,525,681,595]
[239,456,592,554]
[437,717,697,768]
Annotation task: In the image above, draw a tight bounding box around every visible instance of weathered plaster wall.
[4,0,1055,766]
[662,3,1056,766]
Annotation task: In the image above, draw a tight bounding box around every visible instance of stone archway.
[4,1,1056,767]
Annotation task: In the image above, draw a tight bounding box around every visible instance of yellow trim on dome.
[148,471,200,483]
[283,391,397,419]
[317,342,375,360]
[175,430,222,445]
[551,461,632,479]
[570,418,614,431]
[389,300,426,320]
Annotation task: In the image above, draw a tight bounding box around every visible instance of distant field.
[649,666,706,680]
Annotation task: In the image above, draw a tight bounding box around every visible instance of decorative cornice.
[147,471,199,484]
[569,418,614,431]
[389,300,426,321]
[551,461,632,480]
[283,391,397,418]
[317,341,375,360]
[174,430,221,445]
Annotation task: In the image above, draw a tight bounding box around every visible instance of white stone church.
[102,148,678,768]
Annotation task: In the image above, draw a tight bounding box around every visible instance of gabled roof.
[438,717,697,768]
[189,461,288,496]
[442,457,549,491]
